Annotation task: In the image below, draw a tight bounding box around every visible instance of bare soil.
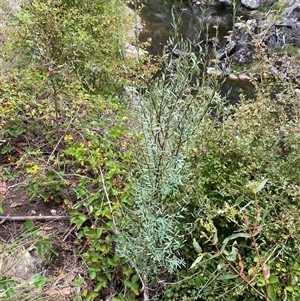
[0,164,82,300]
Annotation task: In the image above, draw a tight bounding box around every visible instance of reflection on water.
[138,0,256,101]
[221,78,256,103]
[139,0,233,54]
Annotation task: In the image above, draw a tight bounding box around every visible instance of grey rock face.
[284,3,300,22]
[241,0,261,9]
[240,0,275,9]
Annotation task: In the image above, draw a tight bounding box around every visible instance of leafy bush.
[10,0,130,92]
[116,29,225,298]
[163,53,300,301]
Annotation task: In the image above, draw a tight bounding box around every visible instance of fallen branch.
[0,215,70,224]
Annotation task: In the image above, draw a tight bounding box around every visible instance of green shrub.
[8,0,130,92]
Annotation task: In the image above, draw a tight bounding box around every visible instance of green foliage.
[117,30,225,292]
[0,1,141,300]
[10,0,129,92]
[0,276,15,300]
[1,0,300,300]
[286,262,300,300]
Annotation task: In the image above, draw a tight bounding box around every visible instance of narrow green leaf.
[221,233,250,252]
[255,178,268,193]
[235,195,244,205]
[231,183,253,195]
[193,238,202,253]
[5,287,15,299]
[213,225,218,244]
[190,255,203,269]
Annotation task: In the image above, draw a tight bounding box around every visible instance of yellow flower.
[26,163,40,174]
[64,134,73,144]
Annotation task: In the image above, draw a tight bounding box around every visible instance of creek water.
[138,0,255,102]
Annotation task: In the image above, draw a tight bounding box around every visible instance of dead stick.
[0,215,70,224]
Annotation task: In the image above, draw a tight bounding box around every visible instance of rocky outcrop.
[124,7,148,58]
[213,1,300,80]
[217,19,257,66]
[260,2,300,49]
[205,0,276,10]
[240,0,276,10]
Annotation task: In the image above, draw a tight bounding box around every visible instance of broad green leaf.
[25,219,34,229]
[33,275,48,288]
[248,267,255,276]
[124,279,132,288]
[71,214,87,229]
[286,286,294,292]
[94,278,107,292]
[0,204,4,214]
[268,284,276,301]
[269,275,279,284]
[132,274,139,283]
[257,277,266,287]
[72,277,85,287]
[112,295,125,301]
[293,262,300,271]
[89,271,96,280]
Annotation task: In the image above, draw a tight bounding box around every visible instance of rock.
[241,0,260,10]
[172,48,189,58]
[228,73,239,80]
[217,19,257,65]
[232,47,255,65]
[217,41,236,60]
[241,0,275,9]
[238,73,251,81]
[124,7,146,58]
[284,2,300,22]
[1,247,44,282]
[125,44,148,58]
[207,67,223,77]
